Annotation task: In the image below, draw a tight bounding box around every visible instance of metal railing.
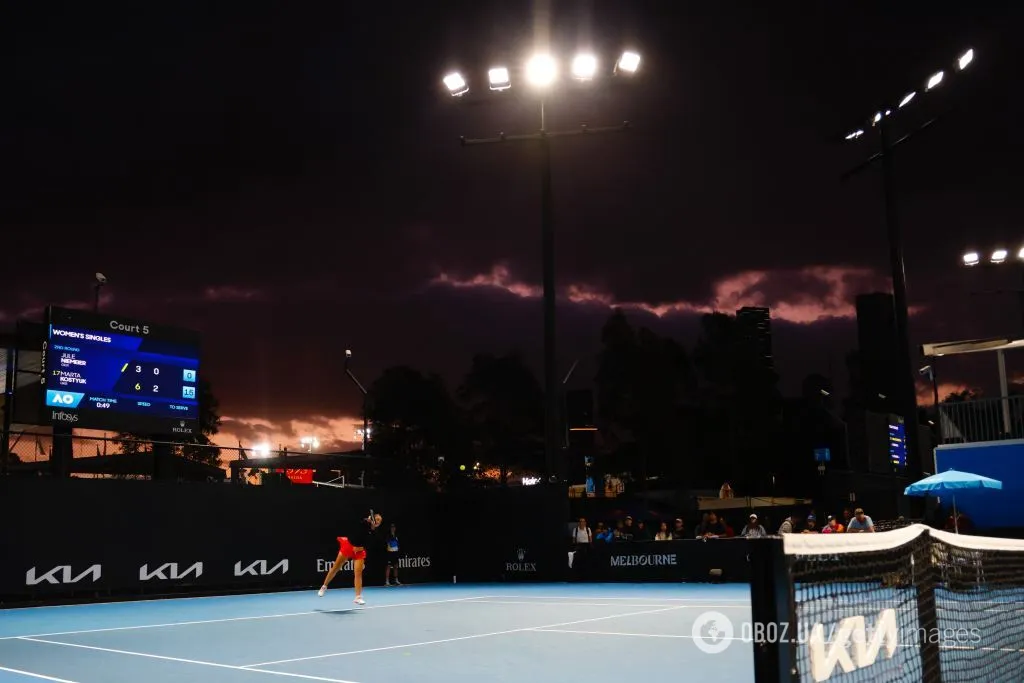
[937,395,1024,444]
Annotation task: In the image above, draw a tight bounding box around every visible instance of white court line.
[17,637,359,683]
[0,665,81,683]
[0,597,486,641]
[243,604,688,668]
[536,628,691,639]
[467,599,749,609]
[480,595,748,603]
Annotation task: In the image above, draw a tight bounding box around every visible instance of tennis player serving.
[318,511,382,605]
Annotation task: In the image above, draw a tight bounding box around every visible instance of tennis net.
[749,524,1024,682]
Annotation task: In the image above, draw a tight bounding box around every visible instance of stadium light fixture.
[571,53,598,81]
[962,251,980,266]
[1018,247,1024,260]
[899,91,916,108]
[926,70,944,91]
[958,48,974,71]
[525,54,557,87]
[616,51,640,74]
[991,248,1008,264]
[443,72,469,97]
[845,129,864,141]
[300,436,320,453]
[253,443,271,458]
[488,67,511,91]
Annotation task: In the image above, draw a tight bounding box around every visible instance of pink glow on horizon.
[431,264,921,324]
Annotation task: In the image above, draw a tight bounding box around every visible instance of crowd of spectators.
[569,507,891,546]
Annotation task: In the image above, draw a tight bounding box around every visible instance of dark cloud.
[3,1,1022,444]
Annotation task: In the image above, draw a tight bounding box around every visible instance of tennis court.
[0,583,754,683]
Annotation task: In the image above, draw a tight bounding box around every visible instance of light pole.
[442,49,641,484]
[841,47,975,482]
[344,349,369,453]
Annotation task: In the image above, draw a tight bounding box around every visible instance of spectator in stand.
[944,511,973,533]
[594,522,614,543]
[671,518,687,539]
[694,513,710,538]
[621,516,636,541]
[634,520,651,541]
[697,512,728,539]
[741,513,767,538]
[847,508,875,533]
[778,516,794,534]
[654,521,673,540]
[720,482,735,499]
[821,515,844,533]
[802,515,819,533]
[613,520,628,542]
[842,508,853,526]
[570,518,592,547]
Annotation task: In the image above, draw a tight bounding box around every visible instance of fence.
[0,479,570,603]
[938,395,1024,444]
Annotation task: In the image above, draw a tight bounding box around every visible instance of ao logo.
[46,390,84,408]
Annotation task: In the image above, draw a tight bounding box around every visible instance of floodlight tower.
[441,49,641,484]
[344,349,369,452]
[841,48,975,483]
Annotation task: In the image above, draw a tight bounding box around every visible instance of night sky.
[4,1,1023,451]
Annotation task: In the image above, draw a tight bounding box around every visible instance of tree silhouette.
[366,365,459,462]
[458,352,543,484]
[594,310,698,486]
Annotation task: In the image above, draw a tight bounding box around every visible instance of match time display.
[43,307,201,435]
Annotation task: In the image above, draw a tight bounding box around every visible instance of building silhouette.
[736,306,774,371]
[851,293,901,413]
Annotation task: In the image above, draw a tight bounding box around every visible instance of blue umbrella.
[904,469,1003,533]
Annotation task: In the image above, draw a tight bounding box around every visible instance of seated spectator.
[671,518,687,539]
[741,513,766,538]
[802,515,819,533]
[944,511,973,533]
[654,521,673,541]
[720,482,734,499]
[821,515,844,533]
[613,520,629,542]
[694,513,710,538]
[594,522,613,543]
[847,508,875,533]
[778,516,794,534]
[634,520,651,541]
[621,516,636,541]
[697,512,728,539]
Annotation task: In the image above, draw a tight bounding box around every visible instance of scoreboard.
[42,307,201,435]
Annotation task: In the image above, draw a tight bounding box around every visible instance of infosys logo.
[51,411,79,423]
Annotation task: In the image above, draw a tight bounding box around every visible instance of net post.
[749,537,797,683]
[917,529,943,683]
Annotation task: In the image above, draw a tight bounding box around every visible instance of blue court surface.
[0,583,754,683]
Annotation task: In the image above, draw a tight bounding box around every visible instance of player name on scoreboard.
[53,344,89,388]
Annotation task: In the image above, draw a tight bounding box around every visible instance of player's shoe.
[318,586,327,597]
[385,580,391,587]
[354,596,365,605]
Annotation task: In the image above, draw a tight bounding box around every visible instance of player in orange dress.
[318,512,382,605]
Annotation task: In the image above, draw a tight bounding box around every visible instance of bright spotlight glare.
[962,252,980,266]
[1018,247,1024,261]
[958,49,974,70]
[443,72,468,96]
[617,51,641,73]
[926,71,944,91]
[992,249,1008,264]
[873,112,882,125]
[253,443,271,458]
[488,67,510,91]
[899,91,916,108]
[845,129,864,141]
[525,54,557,87]
[571,53,598,80]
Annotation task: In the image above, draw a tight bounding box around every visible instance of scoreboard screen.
[888,414,907,469]
[42,307,201,435]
